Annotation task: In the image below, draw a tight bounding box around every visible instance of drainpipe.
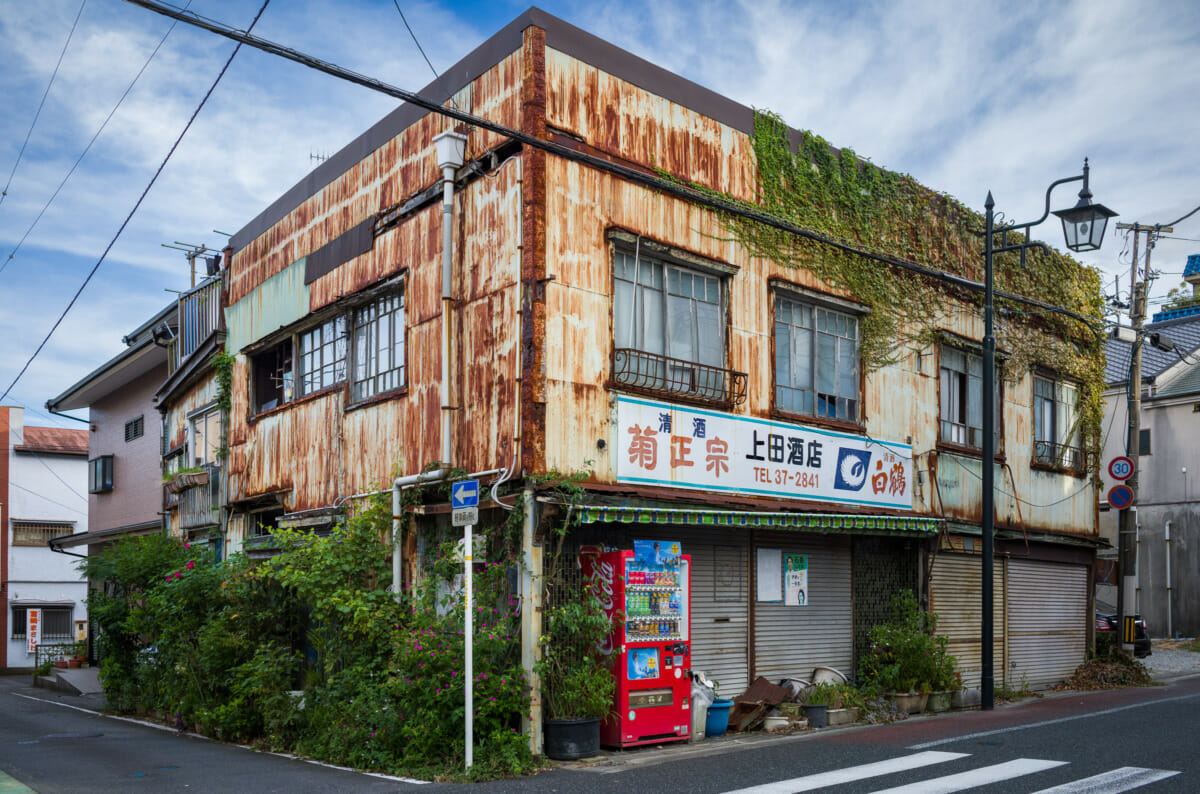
[1165,520,1172,639]
[391,469,447,602]
[433,131,468,469]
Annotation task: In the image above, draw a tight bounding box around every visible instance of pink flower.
[184,543,191,549]
[174,571,182,579]
[165,575,172,582]
[186,561,195,570]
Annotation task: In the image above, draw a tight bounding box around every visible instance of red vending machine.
[582,540,692,748]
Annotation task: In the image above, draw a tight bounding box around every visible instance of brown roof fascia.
[14,426,88,456]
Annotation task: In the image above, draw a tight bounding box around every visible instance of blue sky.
[2,0,1199,427]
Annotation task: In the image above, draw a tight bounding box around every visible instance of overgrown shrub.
[84,491,534,780]
[858,590,958,693]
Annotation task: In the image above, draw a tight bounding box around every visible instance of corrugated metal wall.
[1006,559,1087,689]
[753,534,853,683]
[930,553,1007,690]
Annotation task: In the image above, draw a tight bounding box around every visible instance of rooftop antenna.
[161,241,211,288]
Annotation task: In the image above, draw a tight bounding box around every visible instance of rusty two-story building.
[205,8,1103,697]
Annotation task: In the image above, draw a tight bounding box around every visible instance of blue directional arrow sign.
[452,479,480,509]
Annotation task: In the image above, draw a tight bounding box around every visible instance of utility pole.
[1113,221,1171,654]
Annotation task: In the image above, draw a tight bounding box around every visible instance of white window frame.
[190,406,222,468]
[299,315,348,396]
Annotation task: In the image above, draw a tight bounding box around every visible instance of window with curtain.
[613,250,726,399]
[774,295,860,421]
[1033,374,1082,468]
[939,346,1001,449]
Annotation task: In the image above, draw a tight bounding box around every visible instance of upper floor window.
[88,455,113,493]
[190,406,221,467]
[939,346,1000,450]
[774,295,859,422]
[124,415,144,442]
[352,292,406,402]
[299,315,347,396]
[251,339,293,413]
[1033,374,1082,469]
[613,250,741,404]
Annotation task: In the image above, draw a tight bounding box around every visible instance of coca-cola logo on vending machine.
[580,547,616,657]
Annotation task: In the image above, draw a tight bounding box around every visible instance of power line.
[0,0,87,212]
[120,0,1107,335]
[6,481,88,517]
[0,1,188,278]
[391,0,455,111]
[0,0,271,402]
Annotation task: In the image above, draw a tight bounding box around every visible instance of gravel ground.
[1141,641,1200,679]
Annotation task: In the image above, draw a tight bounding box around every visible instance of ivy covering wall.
[713,110,1107,459]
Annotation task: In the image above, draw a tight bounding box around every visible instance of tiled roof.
[15,426,89,455]
[1104,313,1200,385]
[1157,364,1200,398]
[1184,254,1200,279]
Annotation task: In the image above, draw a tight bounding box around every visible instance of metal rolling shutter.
[753,536,853,682]
[929,553,1006,690]
[1006,559,1087,690]
[630,528,750,694]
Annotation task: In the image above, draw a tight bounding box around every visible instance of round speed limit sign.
[1108,456,1134,481]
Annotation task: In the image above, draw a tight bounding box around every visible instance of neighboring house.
[45,304,175,660]
[1100,256,1200,638]
[1,406,89,671]
[46,303,175,557]
[155,272,228,558]
[206,8,1097,695]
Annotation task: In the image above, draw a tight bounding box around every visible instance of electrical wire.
[391,1,456,111]
[1161,203,1200,229]
[120,0,1107,336]
[6,480,88,517]
[0,0,86,212]
[943,452,1092,509]
[0,1,189,278]
[0,0,270,402]
[0,408,89,502]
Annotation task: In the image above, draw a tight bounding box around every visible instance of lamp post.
[980,159,1116,710]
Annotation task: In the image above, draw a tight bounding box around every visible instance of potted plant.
[858,591,958,715]
[536,565,617,760]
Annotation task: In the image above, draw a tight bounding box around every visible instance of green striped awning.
[578,506,941,537]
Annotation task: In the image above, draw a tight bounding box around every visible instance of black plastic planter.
[543,717,601,760]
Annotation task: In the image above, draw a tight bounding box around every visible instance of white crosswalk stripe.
[866,758,1068,793]
[717,752,1180,794]
[718,751,969,793]
[1029,766,1181,793]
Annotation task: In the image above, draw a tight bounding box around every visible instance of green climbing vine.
[680,109,1107,462]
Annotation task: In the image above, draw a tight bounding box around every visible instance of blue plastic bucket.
[705,698,733,738]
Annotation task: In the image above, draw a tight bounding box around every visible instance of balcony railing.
[174,464,221,530]
[1033,440,1085,471]
[612,348,747,406]
[168,276,222,375]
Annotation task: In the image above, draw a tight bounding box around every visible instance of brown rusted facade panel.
[229,52,525,308]
[545,49,757,203]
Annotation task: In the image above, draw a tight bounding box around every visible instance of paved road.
[4,672,1198,792]
[0,676,416,793]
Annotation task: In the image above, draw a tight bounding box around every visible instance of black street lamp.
[980,159,1116,711]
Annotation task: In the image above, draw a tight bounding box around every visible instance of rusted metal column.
[519,24,548,475]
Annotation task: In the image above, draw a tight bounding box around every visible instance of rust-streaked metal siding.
[163,377,219,454]
[226,166,521,512]
[538,64,1095,536]
[229,50,524,309]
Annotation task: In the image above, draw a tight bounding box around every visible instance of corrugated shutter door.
[630,528,750,694]
[691,542,750,693]
[753,536,853,682]
[929,553,1006,690]
[1006,560,1087,689]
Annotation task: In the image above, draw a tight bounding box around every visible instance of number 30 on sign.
[1108,456,1134,481]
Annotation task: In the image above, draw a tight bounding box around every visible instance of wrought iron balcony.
[612,348,747,406]
[1033,440,1085,471]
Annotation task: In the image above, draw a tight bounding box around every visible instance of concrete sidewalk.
[34,665,103,696]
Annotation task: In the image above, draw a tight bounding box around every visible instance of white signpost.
[452,479,480,769]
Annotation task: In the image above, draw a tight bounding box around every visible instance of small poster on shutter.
[785,554,808,606]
